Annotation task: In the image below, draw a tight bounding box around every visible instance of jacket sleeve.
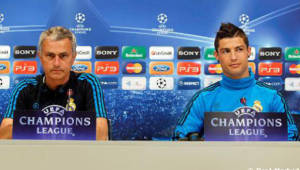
[79,73,107,118]
[4,80,29,119]
[272,91,299,141]
[174,93,205,139]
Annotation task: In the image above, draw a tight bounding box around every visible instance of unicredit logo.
[76,46,91,60]
[0,45,10,59]
[13,46,37,58]
[149,46,174,60]
[95,46,119,59]
[177,47,200,59]
[259,47,281,60]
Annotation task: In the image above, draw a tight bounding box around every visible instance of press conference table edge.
[0,140,299,170]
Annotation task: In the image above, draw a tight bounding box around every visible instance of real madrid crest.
[66,89,76,111]
[252,100,263,112]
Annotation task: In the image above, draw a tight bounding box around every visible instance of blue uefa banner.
[204,111,288,141]
[13,106,96,140]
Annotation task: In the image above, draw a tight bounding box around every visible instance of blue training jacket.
[174,70,299,141]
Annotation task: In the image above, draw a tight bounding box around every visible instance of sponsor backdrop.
[0,0,299,140]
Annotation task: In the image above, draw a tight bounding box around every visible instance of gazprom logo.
[42,105,66,116]
[72,64,88,72]
[234,106,257,118]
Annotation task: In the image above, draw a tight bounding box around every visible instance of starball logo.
[13,61,37,74]
[0,13,4,23]
[149,77,174,90]
[0,76,10,89]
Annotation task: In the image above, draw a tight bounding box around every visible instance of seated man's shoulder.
[255,80,279,95]
[14,77,39,90]
[194,81,221,98]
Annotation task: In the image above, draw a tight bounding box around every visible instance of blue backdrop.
[0,0,299,140]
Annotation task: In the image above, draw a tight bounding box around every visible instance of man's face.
[214,37,251,79]
[39,38,76,82]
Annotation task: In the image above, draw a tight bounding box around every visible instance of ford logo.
[72,64,88,72]
[0,64,7,70]
[153,65,170,72]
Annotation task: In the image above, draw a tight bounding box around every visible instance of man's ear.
[71,52,77,64]
[38,51,41,60]
[214,50,219,62]
[247,46,251,58]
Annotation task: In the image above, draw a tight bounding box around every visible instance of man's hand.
[96,117,108,141]
[0,118,13,139]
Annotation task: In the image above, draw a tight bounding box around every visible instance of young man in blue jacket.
[174,23,299,141]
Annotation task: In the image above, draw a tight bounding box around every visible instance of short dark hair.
[214,23,249,52]
[39,26,77,55]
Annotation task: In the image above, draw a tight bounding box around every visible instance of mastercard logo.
[125,63,143,73]
[289,64,300,74]
[208,64,223,74]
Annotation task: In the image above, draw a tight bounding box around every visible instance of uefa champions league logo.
[42,105,66,116]
[239,13,255,35]
[152,13,174,35]
[0,12,10,34]
[0,13,4,23]
[75,13,86,24]
[157,13,168,24]
[70,12,91,34]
